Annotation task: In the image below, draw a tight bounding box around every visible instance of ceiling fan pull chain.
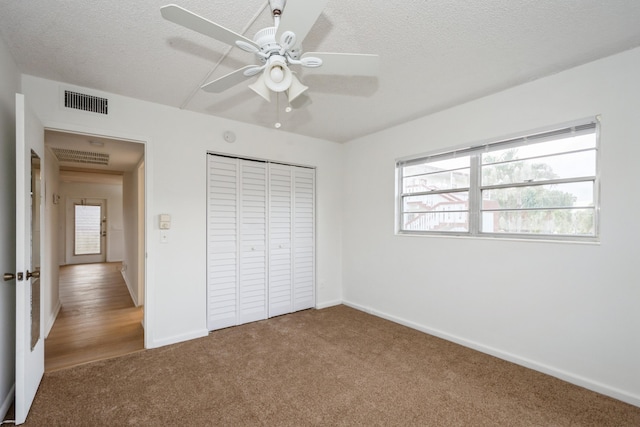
[274,92,282,129]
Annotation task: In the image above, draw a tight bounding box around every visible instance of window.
[397,119,599,240]
[74,204,102,255]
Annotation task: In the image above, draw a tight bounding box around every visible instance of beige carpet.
[19,305,640,426]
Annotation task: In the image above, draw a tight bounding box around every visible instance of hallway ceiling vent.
[51,148,110,166]
[63,90,108,115]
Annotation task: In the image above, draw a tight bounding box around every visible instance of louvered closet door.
[206,155,239,330]
[292,167,315,311]
[238,160,268,324]
[208,156,314,331]
[268,165,293,317]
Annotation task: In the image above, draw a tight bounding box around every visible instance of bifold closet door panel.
[208,155,314,331]
[268,165,293,317]
[238,160,268,324]
[292,167,315,311]
[207,155,239,331]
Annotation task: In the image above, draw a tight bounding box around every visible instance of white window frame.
[396,118,600,242]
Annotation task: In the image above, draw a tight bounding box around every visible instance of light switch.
[160,230,169,243]
[159,214,171,230]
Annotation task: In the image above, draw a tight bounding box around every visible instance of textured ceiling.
[2,1,640,143]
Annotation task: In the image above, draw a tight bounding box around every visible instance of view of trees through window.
[398,123,598,238]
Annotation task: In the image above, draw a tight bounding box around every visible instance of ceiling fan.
[160,0,379,107]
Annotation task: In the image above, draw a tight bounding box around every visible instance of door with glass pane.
[13,93,44,425]
[68,198,107,264]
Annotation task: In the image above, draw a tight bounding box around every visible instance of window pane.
[403,156,470,177]
[403,170,470,194]
[403,192,469,212]
[481,208,595,235]
[482,150,596,186]
[397,121,598,240]
[75,205,101,255]
[482,182,594,210]
[483,132,596,164]
[403,212,469,232]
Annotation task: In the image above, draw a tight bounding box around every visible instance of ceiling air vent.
[64,90,108,115]
[51,148,109,166]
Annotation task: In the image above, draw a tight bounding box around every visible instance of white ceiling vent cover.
[51,148,109,166]
[64,90,108,115]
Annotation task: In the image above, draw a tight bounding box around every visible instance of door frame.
[42,122,151,349]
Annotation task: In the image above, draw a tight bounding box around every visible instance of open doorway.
[42,130,145,371]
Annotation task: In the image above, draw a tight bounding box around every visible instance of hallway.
[45,262,144,372]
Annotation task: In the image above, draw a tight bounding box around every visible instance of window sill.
[395,231,600,246]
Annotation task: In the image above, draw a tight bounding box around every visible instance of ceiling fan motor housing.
[253,26,302,63]
[254,27,280,62]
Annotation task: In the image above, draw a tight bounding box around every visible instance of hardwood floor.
[45,262,144,372]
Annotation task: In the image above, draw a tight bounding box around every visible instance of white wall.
[43,148,60,337]
[122,160,143,306]
[0,35,20,419]
[343,47,640,406]
[23,75,344,349]
[59,178,124,264]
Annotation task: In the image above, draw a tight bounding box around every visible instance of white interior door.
[268,164,293,317]
[15,93,45,425]
[207,155,239,330]
[292,167,315,311]
[238,160,268,324]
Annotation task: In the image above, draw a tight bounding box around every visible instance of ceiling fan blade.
[289,92,312,109]
[201,65,257,93]
[301,52,380,76]
[276,0,329,49]
[161,4,259,49]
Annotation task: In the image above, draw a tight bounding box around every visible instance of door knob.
[26,270,40,279]
[3,273,15,281]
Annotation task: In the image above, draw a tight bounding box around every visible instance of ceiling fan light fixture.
[161,3,379,111]
[270,66,285,83]
[249,73,271,102]
[287,75,308,103]
[263,55,292,92]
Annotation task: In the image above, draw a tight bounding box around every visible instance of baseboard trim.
[0,384,15,421]
[121,270,139,307]
[343,300,640,408]
[147,329,208,349]
[45,299,62,338]
[316,299,342,310]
